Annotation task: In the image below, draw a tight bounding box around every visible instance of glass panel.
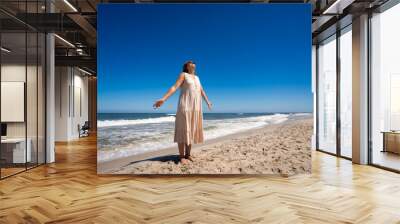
[38,32,45,165]
[1,31,27,177]
[26,0,39,169]
[0,1,46,178]
[318,35,337,154]
[371,4,400,171]
[27,30,38,169]
[340,27,352,158]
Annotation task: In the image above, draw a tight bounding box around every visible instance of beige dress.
[174,72,204,144]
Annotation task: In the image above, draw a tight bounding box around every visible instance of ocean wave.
[204,113,289,140]
[98,116,176,128]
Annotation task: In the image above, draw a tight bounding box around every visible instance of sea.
[97,112,311,162]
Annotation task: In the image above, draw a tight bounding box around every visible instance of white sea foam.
[98,116,176,128]
[204,113,289,140]
[97,113,290,162]
[291,112,312,116]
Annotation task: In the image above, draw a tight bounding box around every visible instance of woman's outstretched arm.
[153,73,185,109]
[201,87,212,111]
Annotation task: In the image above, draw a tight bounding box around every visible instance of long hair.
[182,60,196,74]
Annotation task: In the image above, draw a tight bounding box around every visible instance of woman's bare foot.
[179,157,189,164]
[185,155,194,162]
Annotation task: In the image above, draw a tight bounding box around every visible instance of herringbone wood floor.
[1,135,400,224]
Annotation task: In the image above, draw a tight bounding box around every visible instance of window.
[317,35,337,154]
[370,2,400,171]
[339,26,352,158]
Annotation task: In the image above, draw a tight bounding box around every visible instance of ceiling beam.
[67,13,97,46]
[55,55,96,73]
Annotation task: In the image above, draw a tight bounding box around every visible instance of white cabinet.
[1,138,32,163]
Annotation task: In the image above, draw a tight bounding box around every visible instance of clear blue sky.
[98,3,312,113]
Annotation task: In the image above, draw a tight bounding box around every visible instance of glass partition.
[27,30,38,169]
[38,32,45,165]
[1,31,28,177]
[317,35,337,154]
[37,0,46,165]
[27,0,39,170]
[0,1,46,179]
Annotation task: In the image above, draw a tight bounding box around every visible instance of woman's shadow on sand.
[126,154,181,166]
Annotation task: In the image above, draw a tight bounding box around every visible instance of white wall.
[1,65,41,137]
[55,66,69,141]
[55,67,89,141]
[1,64,26,139]
[1,63,46,164]
[72,73,89,138]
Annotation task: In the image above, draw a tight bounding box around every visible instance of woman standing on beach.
[153,61,212,164]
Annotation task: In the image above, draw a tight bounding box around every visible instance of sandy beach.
[98,116,312,176]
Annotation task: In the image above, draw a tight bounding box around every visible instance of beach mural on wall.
[97,3,312,175]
